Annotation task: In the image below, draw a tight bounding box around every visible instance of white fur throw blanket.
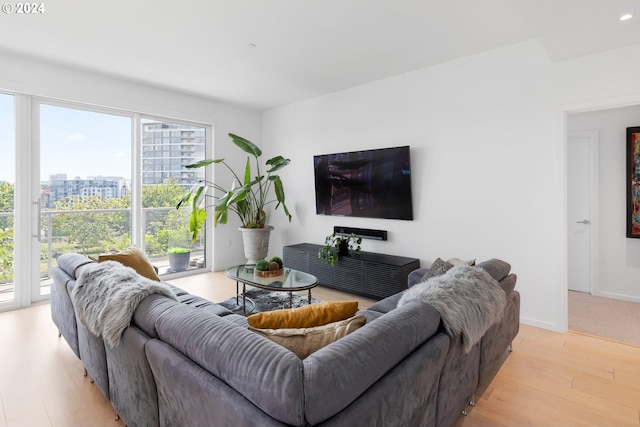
[398,265,506,353]
[72,261,177,348]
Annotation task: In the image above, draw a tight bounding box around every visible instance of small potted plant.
[318,232,362,266]
[254,256,284,277]
[168,247,191,272]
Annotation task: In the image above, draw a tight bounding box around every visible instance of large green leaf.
[228,189,248,205]
[229,133,262,158]
[272,176,292,222]
[186,159,224,169]
[191,185,206,211]
[214,209,227,226]
[266,156,290,173]
[272,176,285,203]
[243,157,251,186]
[215,192,233,210]
[189,207,207,242]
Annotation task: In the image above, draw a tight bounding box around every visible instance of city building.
[46,174,130,208]
[141,122,205,189]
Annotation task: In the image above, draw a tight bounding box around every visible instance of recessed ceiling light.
[619,13,633,21]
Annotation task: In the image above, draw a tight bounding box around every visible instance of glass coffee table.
[225,265,319,315]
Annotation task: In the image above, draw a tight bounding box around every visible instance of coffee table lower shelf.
[225,264,319,316]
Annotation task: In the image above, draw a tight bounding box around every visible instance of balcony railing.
[0,207,205,303]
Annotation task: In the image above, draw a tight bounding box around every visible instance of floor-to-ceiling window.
[0,95,210,311]
[140,118,207,273]
[0,93,15,306]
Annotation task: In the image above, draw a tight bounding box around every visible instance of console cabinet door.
[364,262,402,299]
[307,255,334,287]
[283,247,308,271]
[333,257,364,293]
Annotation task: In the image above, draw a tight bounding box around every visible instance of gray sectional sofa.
[50,253,520,427]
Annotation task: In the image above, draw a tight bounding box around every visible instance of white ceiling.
[1,0,639,110]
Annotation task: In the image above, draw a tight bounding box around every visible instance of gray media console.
[283,243,420,300]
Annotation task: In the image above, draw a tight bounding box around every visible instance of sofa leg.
[83,367,87,377]
[469,395,476,406]
[462,408,468,416]
[115,413,120,421]
[58,331,62,338]
[508,343,513,352]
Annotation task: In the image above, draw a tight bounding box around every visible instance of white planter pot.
[168,251,191,272]
[239,226,274,264]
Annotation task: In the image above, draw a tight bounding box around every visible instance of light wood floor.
[0,272,638,427]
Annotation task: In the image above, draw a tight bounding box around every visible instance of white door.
[567,130,598,293]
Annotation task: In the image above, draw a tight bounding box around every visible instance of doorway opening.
[566,105,640,346]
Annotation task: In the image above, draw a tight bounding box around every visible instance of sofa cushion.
[246,301,359,329]
[446,257,476,266]
[475,258,511,282]
[249,314,366,359]
[421,258,454,282]
[97,246,161,281]
[408,257,456,288]
[357,309,385,323]
[366,292,404,314]
[57,253,96,280]
[499,273,517,295]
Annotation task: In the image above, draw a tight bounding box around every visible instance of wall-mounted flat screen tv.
[313,146,413,220]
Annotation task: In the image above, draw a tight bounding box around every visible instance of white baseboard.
[519,316,563,333]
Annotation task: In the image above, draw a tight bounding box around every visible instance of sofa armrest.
[57,252,94,280]
[408,268,427,287]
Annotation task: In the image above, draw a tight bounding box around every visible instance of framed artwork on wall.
[626,126,640,238]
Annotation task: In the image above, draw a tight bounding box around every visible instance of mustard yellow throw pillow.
[97,246,161,281]
[247,301,359,329]
[250,314,366,359]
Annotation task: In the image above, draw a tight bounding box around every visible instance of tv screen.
[314,146,413,220]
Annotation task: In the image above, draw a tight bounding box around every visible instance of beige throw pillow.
[250,314,366,359]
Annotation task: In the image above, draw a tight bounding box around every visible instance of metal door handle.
[33,199,41,240]
[576,219,591,224]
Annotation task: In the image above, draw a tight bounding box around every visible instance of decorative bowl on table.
[254,268,285,278]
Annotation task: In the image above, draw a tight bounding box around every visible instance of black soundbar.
[334,226,388,241]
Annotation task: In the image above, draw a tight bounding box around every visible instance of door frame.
[566,129,599,296]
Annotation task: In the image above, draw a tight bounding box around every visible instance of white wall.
[568,105,640,302]
[0,50,262,270]
[263,39,640,331]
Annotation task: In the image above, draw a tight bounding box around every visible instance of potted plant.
[168,247,191,272]
[318,232,362,266]
[178,133,292,263]
[254,256,284,277]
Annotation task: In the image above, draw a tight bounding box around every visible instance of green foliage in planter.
[269,256,283,268]
[255,259,270,271]
[318,232,362,267]
[168,247,190,254]
[177,133,292,242]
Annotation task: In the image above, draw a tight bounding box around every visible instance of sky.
[0,93,14,182]
[0,94,131,183]
[40,104,131,181]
